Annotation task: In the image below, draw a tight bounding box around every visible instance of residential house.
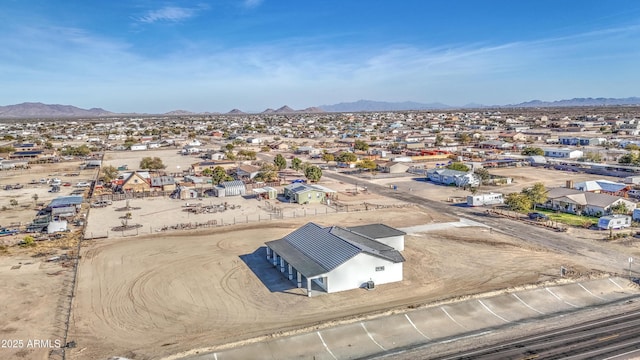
[543,148,583,159]
[284,183,334,204]
[542,187,636,216]
[236,164,261,180]
[120,171,151,192]
[375,161,410,174]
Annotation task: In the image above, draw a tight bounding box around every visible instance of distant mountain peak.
[275,105,295,113]
[227,108,245,114]
[0,102,113,118]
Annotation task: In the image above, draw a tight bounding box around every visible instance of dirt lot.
[0,246,74,360]
[0,162,97,242]
[66,206,586,360]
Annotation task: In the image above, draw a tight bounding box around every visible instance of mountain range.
[1,97,640,118]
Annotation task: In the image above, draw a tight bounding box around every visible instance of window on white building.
[375,266,385,271]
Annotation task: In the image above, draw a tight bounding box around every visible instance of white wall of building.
[375,235,405,251]
[323,253,402,293]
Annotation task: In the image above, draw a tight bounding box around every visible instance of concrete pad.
[267,331,334,360]
[479,293,542,321]
[511,287,577,314]
[440,300,508,330]
[216,341,272,360]
[580,278,634,300]
[319,322,381,359]
[546,283,610,307]
[362,313,429,350]
[200,278,640,360]
[404,306,467,339]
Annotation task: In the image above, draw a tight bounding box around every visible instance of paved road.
[322,170,634,275]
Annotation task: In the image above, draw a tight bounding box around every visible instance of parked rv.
[598,214,631,230]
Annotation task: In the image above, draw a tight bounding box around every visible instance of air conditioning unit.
[366,280,375,290]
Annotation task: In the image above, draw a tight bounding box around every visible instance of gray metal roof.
[265,239,328,277]
[285,223,360,271]
[266,222,405,278]
[48,196,83,208]
[347,224,406,239]
[330,227,405,263]
[220,180,245,189]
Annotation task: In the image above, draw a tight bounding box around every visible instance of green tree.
[583,152,602,163]
[225,151,236,161]
[336,152,357,164]
[625,144,640,151]
[202,168,213,176]
[521,147,544,156]
[435,134,445,146]
[446,162,470,172]
[457,133,472,145]
[473,168,491,185]
[260,146,271,152]
[354,140,369,152]
[357,159,377,171]
[504,193,533,212]
[211,166,232,185]
[291,157,302,171]
[522,182,548,210]
[9,199,18,207]
[610,202,629,215]
[321,153,335,163]
[101,165,119,183]
[618,153,637,165]
[225,143,235,151]
[139,157,166,170]
[304,165,323,182]
[256,163,278,182]
[0,146,15,153]
[273,154,287,170]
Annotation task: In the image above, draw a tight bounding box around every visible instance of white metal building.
[214,180,246,197]
[265,222,406,296]
[543,148,583,159]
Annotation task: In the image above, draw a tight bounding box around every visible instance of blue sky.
[1,0,640,113]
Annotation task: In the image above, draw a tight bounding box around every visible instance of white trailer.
[598,215,632,230]
[467,193,504,207]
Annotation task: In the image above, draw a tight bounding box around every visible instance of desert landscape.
[2,152,639,360]
[66,206,584,360]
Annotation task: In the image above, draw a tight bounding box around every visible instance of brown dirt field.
[67,207,576,360]
[0,248,72,360]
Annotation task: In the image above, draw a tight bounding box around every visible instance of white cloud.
[138,6,198,23]
[243,0,263,9]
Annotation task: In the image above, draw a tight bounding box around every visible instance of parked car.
[528,212,550,221]
[628,190,640,199]
[62,182,72,187]
[90,200,112,208]
[75,182,91,187]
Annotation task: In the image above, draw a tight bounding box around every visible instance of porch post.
[307,278,312,297]
[297,272,302,288]
[288,264,293,280]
